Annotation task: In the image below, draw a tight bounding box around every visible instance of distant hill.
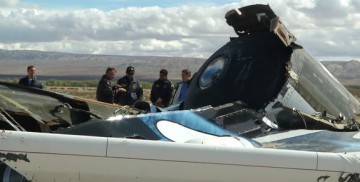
[321,60,360,85]
[0,49,206,80]
[0,49,359,85]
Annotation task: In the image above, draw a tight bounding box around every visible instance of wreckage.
[184,5,360,132]
[0,4,360,182]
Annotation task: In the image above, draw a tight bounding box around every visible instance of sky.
[0,0,359,61]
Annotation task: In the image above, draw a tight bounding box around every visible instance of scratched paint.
[0,152,30,162]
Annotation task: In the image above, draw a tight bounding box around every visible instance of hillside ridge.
[0,49,359,84]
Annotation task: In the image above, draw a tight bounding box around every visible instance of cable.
[0,107,26,131]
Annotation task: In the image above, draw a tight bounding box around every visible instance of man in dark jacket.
[115,66,143,106]
[96,67,118,104]
[18,65,43,89]
[150,69,173,107]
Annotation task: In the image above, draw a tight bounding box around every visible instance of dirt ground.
[46,86,360,103]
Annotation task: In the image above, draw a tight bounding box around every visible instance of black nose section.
[184,32,292,110]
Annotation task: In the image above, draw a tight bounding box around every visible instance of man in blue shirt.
[171,69,191,104]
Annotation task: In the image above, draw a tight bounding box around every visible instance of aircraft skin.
[1,124,360,182]
[1,110,360,182]
[0,4,360,182]
[184,4,360,129]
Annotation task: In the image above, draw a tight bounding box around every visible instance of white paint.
[320,63,341,84]
[156,120,217,142]
[254,130,321,143]
[262,117,279,129]
[265,84,316,115]
[289,70,299,81]
[0,130,108,155]
[1,130,359,182]
[353,132,360,139]
[185,137,256,148]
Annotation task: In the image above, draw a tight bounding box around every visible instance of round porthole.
[199,56,226,89]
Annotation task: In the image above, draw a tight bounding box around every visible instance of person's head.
[27,65,36,78]
[181,69,191,82]
[126,66,135,79]
[159,69,168,81]
[105,67,117,80]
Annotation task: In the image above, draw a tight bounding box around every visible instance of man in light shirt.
[18,65,43,89]
[171,69,191,104]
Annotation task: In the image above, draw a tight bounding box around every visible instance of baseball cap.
[126,66,135,73]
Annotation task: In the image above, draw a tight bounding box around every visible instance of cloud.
[0,1,359,60]
[0,0,19,6]
[0,4,236,58]
[0,0,38,8]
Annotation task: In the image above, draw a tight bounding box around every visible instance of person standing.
[115,66,143,106]
[150,69,173,107]
[18,65,43,89]
[96,67,118,104]
[171,69,191,104]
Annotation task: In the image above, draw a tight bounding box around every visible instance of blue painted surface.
[137,110,236,140]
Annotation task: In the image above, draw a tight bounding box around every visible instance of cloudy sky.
[0,0,359,61]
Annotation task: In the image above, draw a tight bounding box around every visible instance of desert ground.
[46,86,360,103]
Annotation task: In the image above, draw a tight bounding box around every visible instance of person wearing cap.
[96,67,118,104]
[150,69,174,107]
[115,66,143,106]
[171,69,191,104]
[18,65,43,89]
